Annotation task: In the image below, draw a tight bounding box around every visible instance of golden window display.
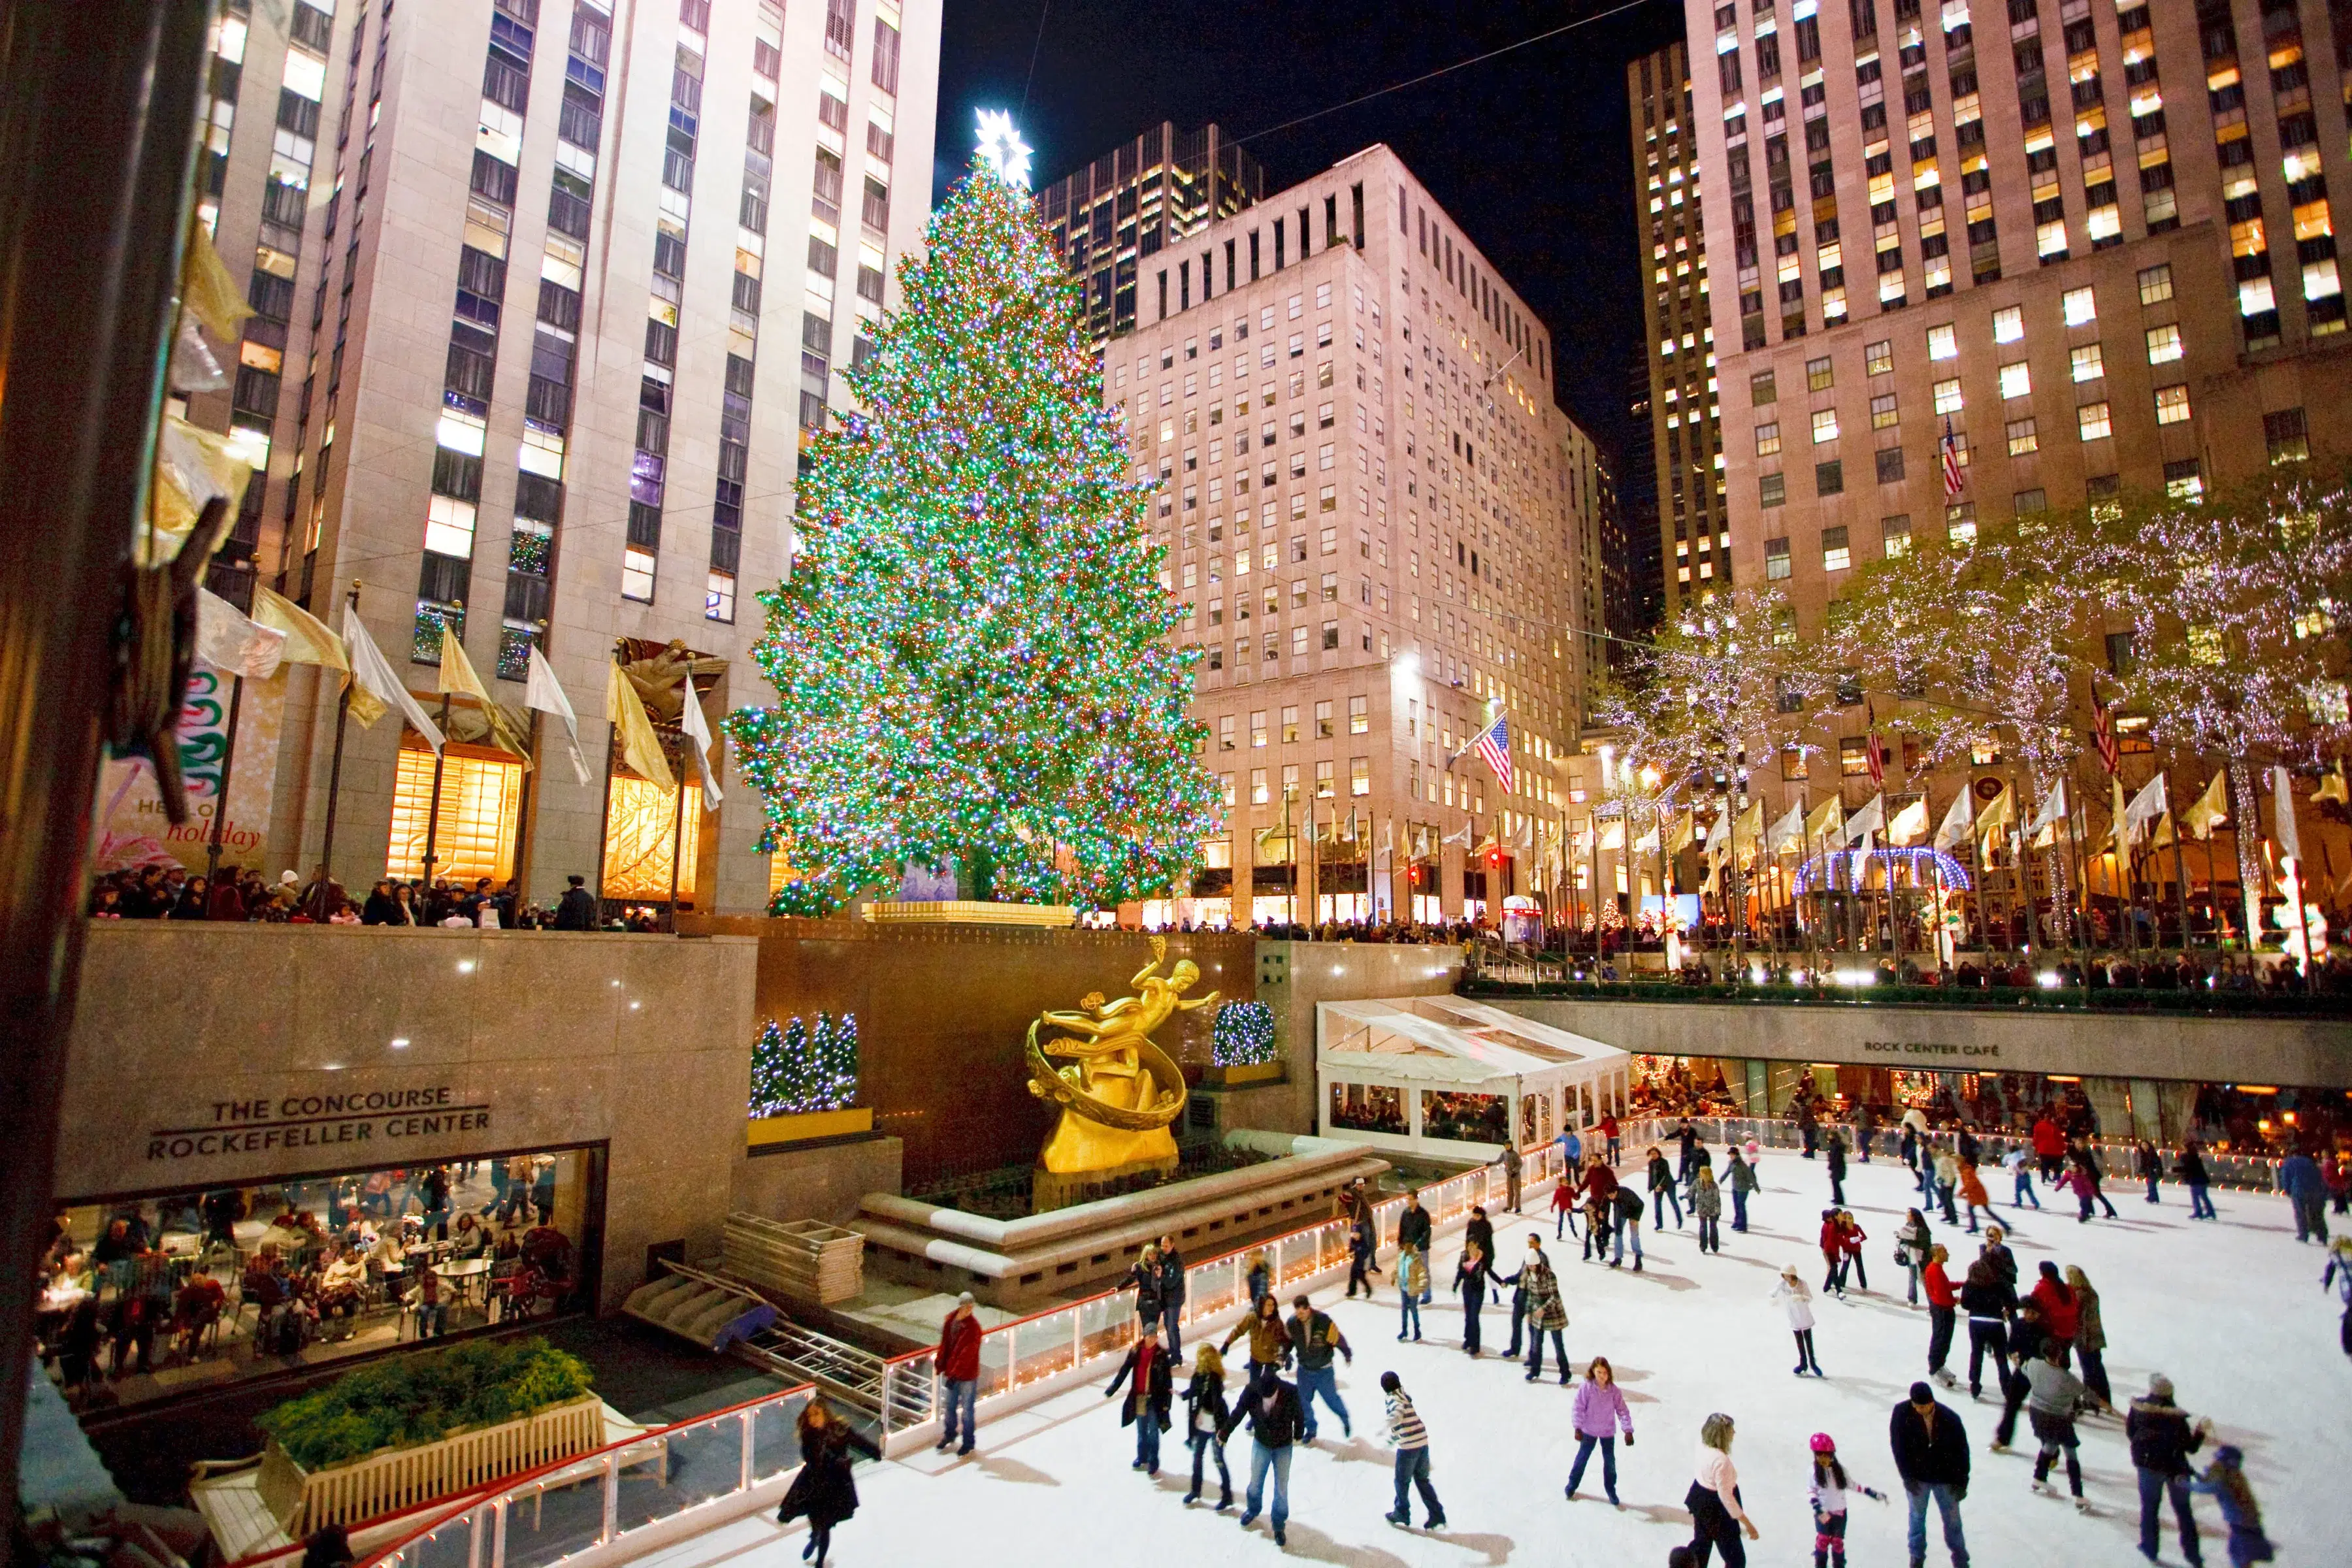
[600,774,701,902]
[387,745,521,884]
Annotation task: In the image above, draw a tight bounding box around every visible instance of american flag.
[1940,417,1966,500]
[1471,714,1514,796]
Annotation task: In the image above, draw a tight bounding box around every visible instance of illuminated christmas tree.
[727,152,1219,914]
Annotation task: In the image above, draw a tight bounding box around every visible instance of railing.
[1610,1115,2285,1193]
[1462,973,2352,1017]
[358,1142,1580,1568]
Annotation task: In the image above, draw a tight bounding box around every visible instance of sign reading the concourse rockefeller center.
[146,1085,491,1163]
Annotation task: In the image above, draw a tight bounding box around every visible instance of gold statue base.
[1032,1149,1181,1213]
[1037,1108,1178,1177]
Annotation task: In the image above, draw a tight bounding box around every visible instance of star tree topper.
[975,108,1032,189]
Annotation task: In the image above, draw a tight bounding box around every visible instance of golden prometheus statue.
[1027,936,1220,1187]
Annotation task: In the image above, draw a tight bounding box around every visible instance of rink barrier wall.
[350,1149,1572,1568]
[1636,1113,2289,1191]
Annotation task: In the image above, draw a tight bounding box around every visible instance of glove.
[1624,1433,1635,1446]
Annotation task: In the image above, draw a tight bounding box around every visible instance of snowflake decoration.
[975,108,1032,189]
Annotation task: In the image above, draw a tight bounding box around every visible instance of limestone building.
[1096,146,1601,925]
[184,0,939,911]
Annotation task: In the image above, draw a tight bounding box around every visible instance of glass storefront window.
[1329,1082,1404,1134]
[603,774,701,900]
[39,1145,604,1406]
[1419,1090,1507,1143]
[387,745,523,883]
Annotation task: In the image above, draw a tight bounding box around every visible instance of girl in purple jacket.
[1563,1356,1635,1505]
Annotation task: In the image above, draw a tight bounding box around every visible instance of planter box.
[746,1107,873,1148]
[257,1393,604,1537]
[862,900,1075,927]
[1201,1061,1284,1087]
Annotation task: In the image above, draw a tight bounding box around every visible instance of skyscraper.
[179,0,940,913]
[1631,40,1730,619]
[1098,145,1599,925]
[1036,123,1264,347]
[1689,0,2352,662]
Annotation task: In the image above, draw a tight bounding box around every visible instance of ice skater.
[2021,1339,2092,1512]
[1826,1131,1849,1205]
[1805,1432,1885,1568]
[1179,1343,1233,1509]
[1564,1356,1634,1505]
[1960,1258,2014,1401]
[1227,1362,1304,1548]
[1923,1245,1958,1388]
[1836,1211,1869,1294]
[1686,1413,1762,1567]
[2325,1237,2352,1361]
[1693,1167,1724,1254]
[1285,1294,1352,1442]
[1775,1265,1823,1376]
[2127,1373,2212,1566]
[1552,1166,1580,1240]
[1103,1322,1173,1475]
[1452,1239,1497,1357]
[1648,1145,1684,1229]
[2191,1445,2273,1567]
[1726,1144,1757,1232]
[1819,1210,1849,1297]
[2137,1139,2166,1204]
[1613,1182,1648,1272]
[1933,1147,1961,1225]
[2002,1140,2042,1209]
[2068,1138,2121,1222]
[1379,1371,1445,1529]
[1895,1208,1935,1305]
[1890,1381,1972,1568]
[1396,1243,1427,1341]
[1957,1158,1994,1234]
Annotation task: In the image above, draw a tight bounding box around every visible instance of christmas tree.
[727,154,1220,914]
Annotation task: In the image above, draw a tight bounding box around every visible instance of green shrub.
[257,1337,593,1470]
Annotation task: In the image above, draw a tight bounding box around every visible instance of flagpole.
[202,673,247,891]
[665,742,687,930]
[316,580,363,881]
[2166,776,2192,959]
[420,688,454,889]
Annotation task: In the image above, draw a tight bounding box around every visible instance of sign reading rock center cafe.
[147,1085,491,1163]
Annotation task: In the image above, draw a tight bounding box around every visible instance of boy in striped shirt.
[1380,1371,1446,1530]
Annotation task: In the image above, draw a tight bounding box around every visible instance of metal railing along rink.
[349,1145,1571,1568]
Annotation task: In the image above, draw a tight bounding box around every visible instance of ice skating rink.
[634,1154,2350,1566]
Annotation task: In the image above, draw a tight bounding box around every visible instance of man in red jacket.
[2030,1116,2066,1184]
[936,1292,983,1456]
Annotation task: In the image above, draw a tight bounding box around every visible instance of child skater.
[1806,1431,1885,1568]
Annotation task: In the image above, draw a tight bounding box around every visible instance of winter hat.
[2212,1445,2244,1467]
[279,870,301,886]
[1908,1380,1935,1404]
[956,1291,975,1306]
[2148,1373,2175,1400]
[1809,1433,1837,1454]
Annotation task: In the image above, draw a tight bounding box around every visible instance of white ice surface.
[631,1154,2351,1566]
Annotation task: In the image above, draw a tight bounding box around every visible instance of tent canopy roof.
[1316,996,1629,1088]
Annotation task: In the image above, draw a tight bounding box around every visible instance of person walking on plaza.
[934,1292,981,1456]
[2002,1141,2042,1210]
[1727,1145,1757,1232]
[2064,1266,2113,1407]
[1564,1357,1634,1505]
[1827,1132,1849,1206]
[2191,1446,2274,1567]
[1923,1245,1959,1388]
[1379,1371,1446,1529]
[553,874,597,930]
[1959,1259,2014,1401]
[2177,1141,2218,1221]
[1180,1344,1233,1509]
[775,1396,880,1568]
[1806,1432,1886,1568]
[1286,1294,1353,1441]
[1776,1266,1823,1377]
[2021,1339,2092,1512]
[1613,1182,1648,1272]
[1397,1190,1434,1302]
[2128,1373,2212,1566]
[1896,1209,1934,1306]
[1222,1292,1290,1382]
[2279,1146,2329,1243]
[1396,1241,1428,1340]
[1686,1413,1761,1567]
[1648,1146,1685,1229]
[1693,1167,1724,1254]
[2136,1140,2165,1204]
[1103,1324,1174,1475]
[2070,1138,2121,1222]
[1453,1241,1497,1356]
[1228,1362,1305,1548]
[1890,1381,1972,1568]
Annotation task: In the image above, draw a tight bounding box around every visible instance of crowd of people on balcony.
[82,863,629,930]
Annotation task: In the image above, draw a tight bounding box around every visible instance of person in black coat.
[553,874,598,930]
[1889,1381,1971,1567]
[1453,1241,1497,1356]
[1826,1132,1850,1205]
[777,1397,881,1567]
[1105,1326,1175,1475]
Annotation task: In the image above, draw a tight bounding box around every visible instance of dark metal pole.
[317,579,361,877]
[421,687,455,885]
[0,0,211,1529]
[202,674,246,889]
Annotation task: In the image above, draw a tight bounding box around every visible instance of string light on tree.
[726,155,1220,915]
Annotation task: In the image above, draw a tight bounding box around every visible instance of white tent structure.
[1315,996,1632,1160]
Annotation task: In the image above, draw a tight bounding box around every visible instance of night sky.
[929,0,1688,466]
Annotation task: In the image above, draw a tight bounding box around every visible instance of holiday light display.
[748,1012,861,1117]
[726,158,1221,914]
[1211,1000,1278,1068]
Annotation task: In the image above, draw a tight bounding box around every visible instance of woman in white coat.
[1773,1264,1822,1376]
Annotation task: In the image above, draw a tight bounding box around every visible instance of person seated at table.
[93,1217,138,1266]
[243,1249,291,1313]
[405,1264,447,1339]
[41,1251,92,1310]
[449,1213,489,1261]
[315,1249,366,1341]
[171,1272,227,1361]
[369,1222,408,1277]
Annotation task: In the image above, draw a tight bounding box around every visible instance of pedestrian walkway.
[629,1157,2351,1566]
